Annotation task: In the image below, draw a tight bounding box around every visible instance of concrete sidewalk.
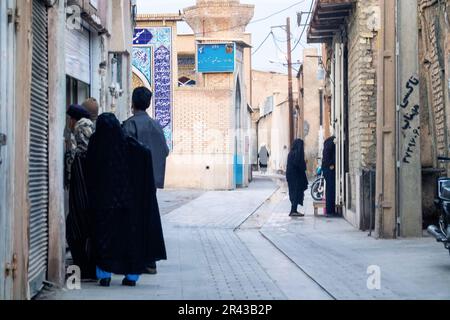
[39,177,287,300]
[261,185,450,300]
[38,175,450,300]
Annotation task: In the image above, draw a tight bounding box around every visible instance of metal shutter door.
[65,26,90,84]
[28,0,49,297]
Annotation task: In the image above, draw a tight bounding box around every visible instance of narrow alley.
[3,0,450,305]
[38,176,450,300]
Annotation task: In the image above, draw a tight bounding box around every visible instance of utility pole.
[286,17,295,146]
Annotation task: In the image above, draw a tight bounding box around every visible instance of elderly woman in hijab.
[286,139,309,217]
[65,104,96,280]
[86,113,166,287]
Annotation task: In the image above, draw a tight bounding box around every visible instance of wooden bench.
[313,201,326,217]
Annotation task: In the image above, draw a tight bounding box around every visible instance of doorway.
[234,79,243,187]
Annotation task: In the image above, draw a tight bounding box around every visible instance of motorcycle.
[427,156,450,255]
[311,166,325,201]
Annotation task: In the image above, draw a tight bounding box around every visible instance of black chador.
[86,113,167,275]
[286,139,309,215]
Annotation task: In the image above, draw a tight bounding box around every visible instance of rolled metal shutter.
[28,0,49,297]
[65,26,91,84]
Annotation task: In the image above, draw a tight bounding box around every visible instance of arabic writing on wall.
[132,47,151,84]
[401,76,420,164]
[154,46,171,130]
[133,27,173,150]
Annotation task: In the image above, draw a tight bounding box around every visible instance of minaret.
[183,0,254,39]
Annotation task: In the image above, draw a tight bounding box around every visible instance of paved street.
[38,175,450,300]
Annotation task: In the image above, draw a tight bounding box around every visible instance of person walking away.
[258,145,270,174]
[286,139,308,217]
[65,104,96,280]
[86,113,166,287]
[322,136,337,216]
[123,87,169,275]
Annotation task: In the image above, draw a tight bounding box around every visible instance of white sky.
[136,0,318,73]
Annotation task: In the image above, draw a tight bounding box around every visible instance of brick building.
[418,0,450,225]
[253,70,298,174]
[297,47,326,176]
[308,0,424,238]
[133,0,254,190]
[309,0,379,230]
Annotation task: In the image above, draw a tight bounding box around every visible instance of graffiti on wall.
[400,76,420,164]
[133,27,173,150]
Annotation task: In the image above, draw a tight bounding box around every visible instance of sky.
[136,0,318,73]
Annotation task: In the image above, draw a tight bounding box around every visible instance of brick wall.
[346,0,379,210]
[302,48,323,176]
[418,0,449,222]
[166,87,235,189]
[173,87,233,155]
[419,0,448,165]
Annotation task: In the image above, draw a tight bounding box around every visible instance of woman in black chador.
[286,139,308,217]
[322,136,336,216]
[86,113,166,287]
[66,105,96,281]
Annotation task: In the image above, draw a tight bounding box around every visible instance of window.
[178,76,196,87]
[66,75,90,106]
[178,54,196,86]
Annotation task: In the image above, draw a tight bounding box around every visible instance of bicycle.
[311,166,325,201]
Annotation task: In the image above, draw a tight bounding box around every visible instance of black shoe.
[143,266,157,275]
[143,262,157,275]
[122,278,136,287]
[99,278,111,287]
[290,212,305,217]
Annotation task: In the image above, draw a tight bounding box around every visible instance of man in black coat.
[123,87,169,275]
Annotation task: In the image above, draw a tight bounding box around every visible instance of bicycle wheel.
[311,178,324,201]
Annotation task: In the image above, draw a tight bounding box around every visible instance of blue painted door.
[234,80,243,187]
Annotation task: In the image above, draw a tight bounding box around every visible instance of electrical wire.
[271,32,287,57]
[291,0,314,52]
[250,0,306,25]
[252,31,273,55]
[272,31,291,43]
